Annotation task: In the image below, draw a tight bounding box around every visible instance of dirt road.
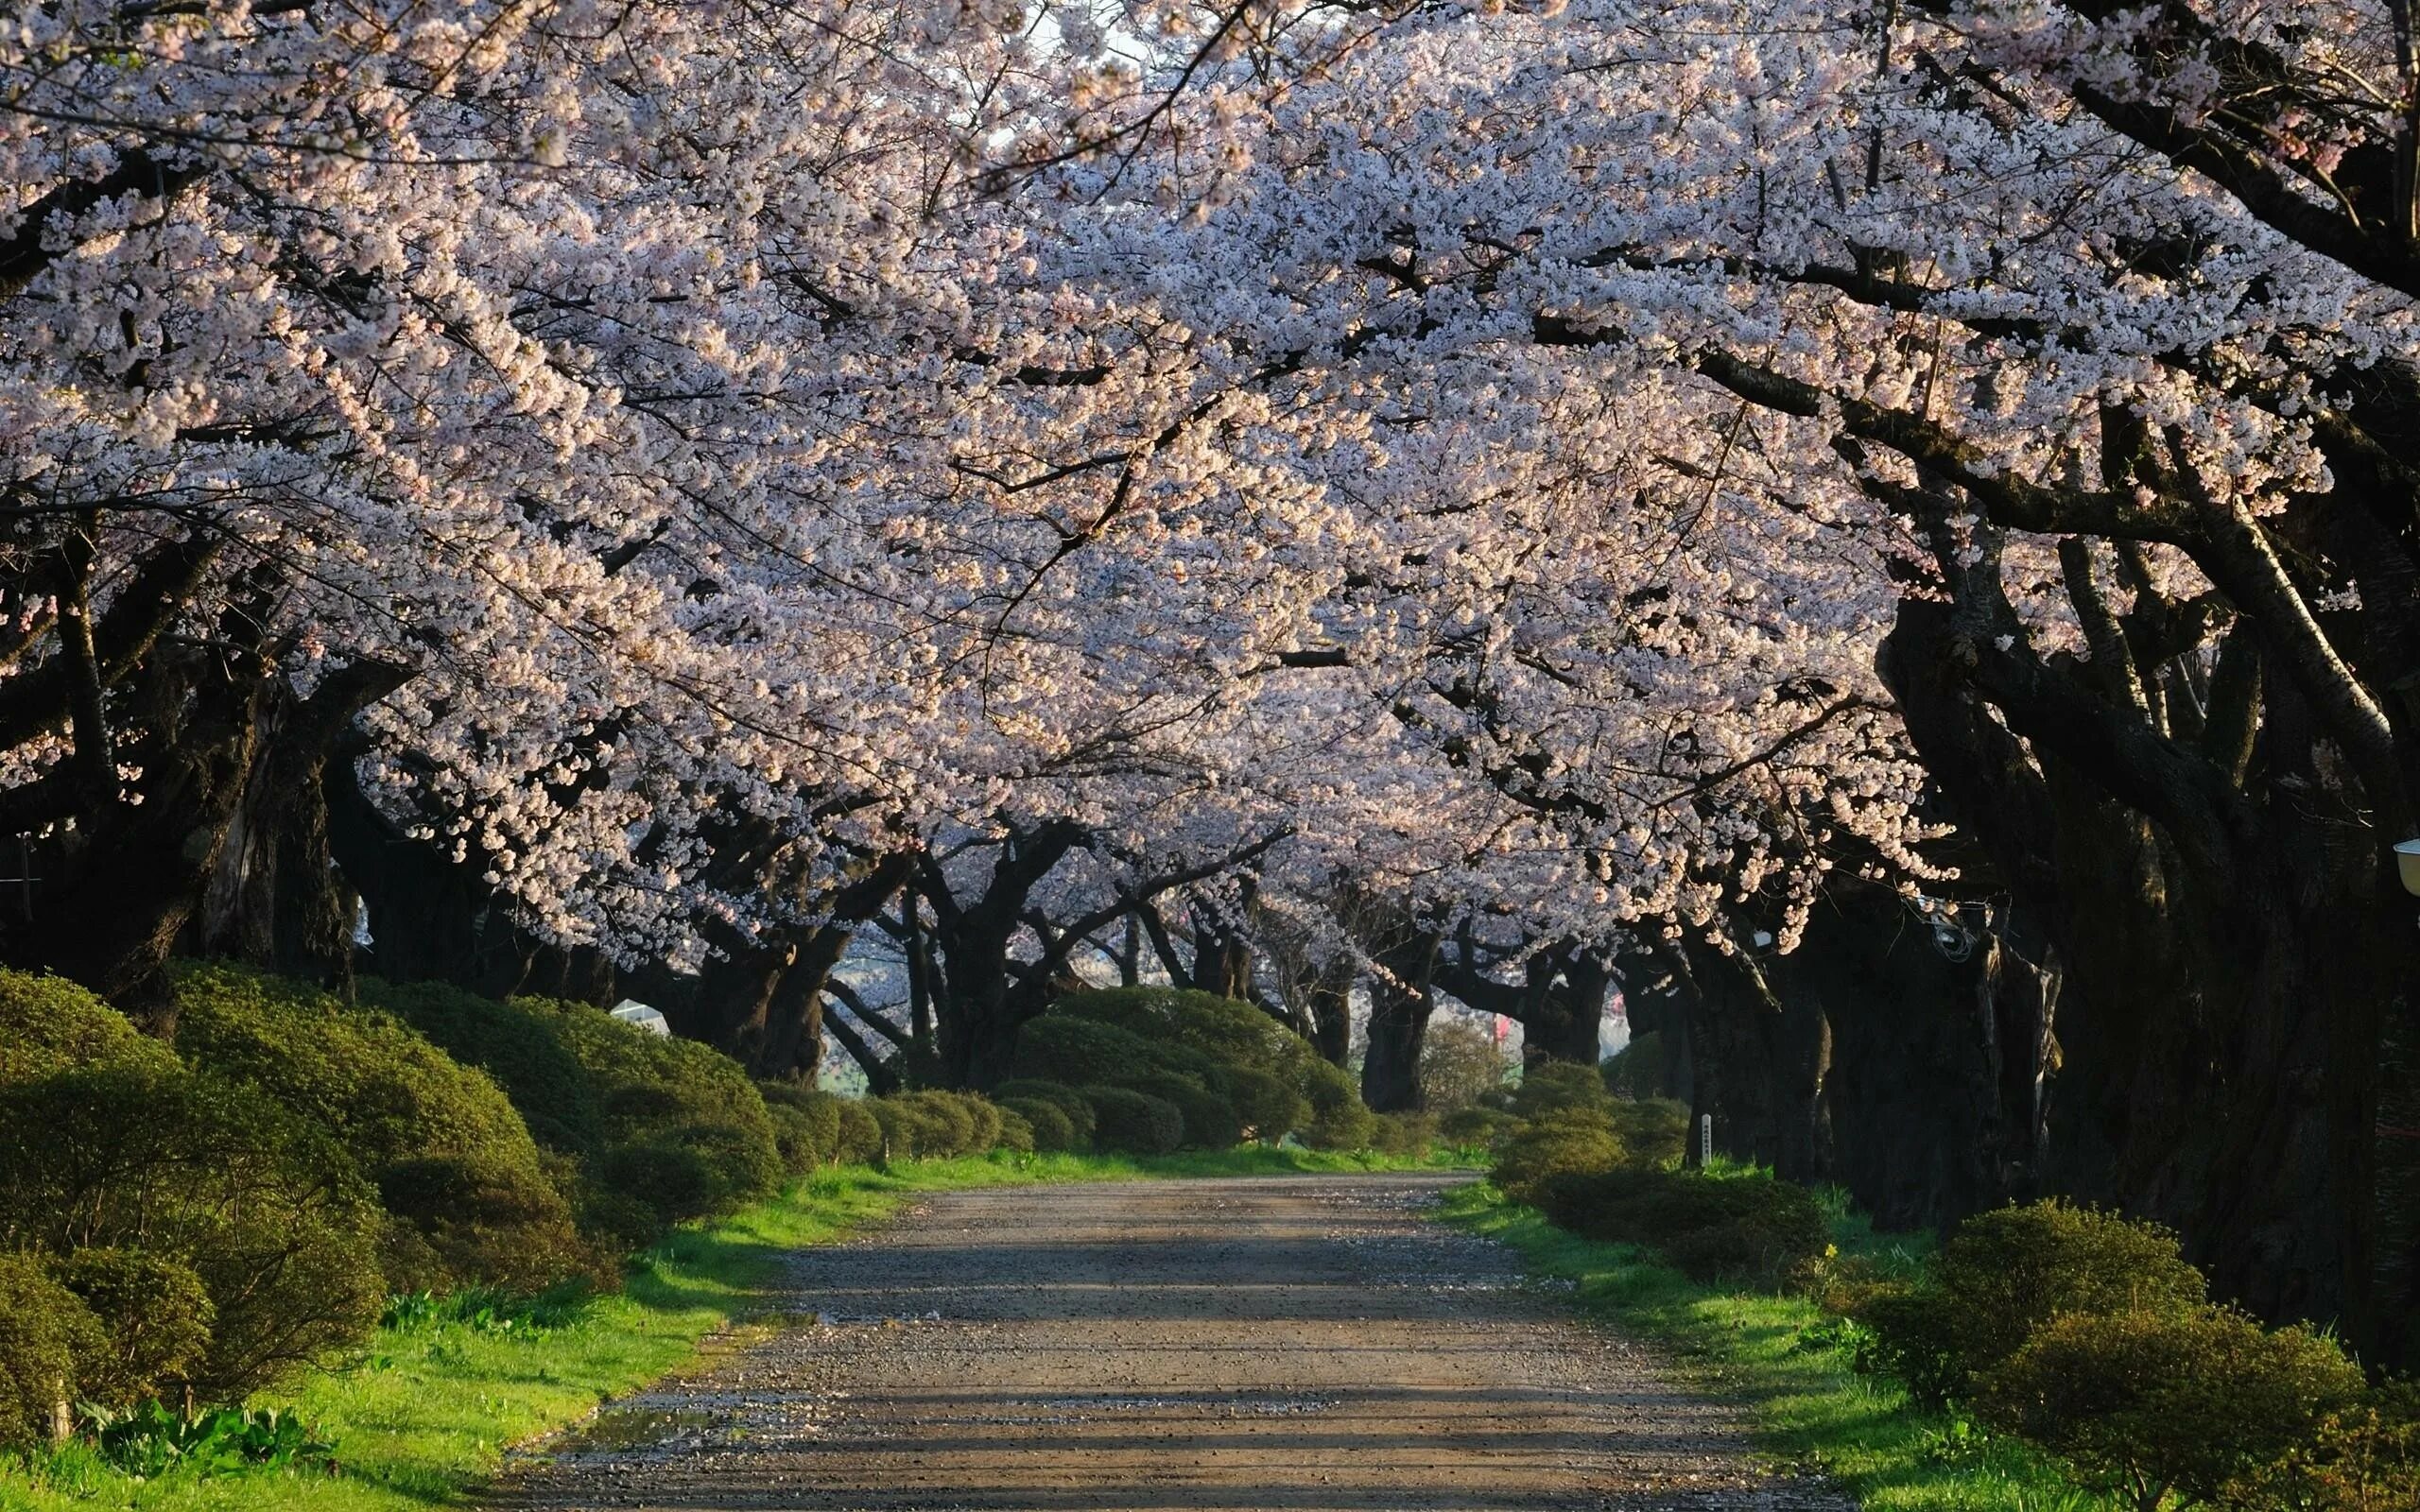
[495,1174,1850,1511]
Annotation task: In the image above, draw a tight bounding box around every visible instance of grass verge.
[2,1144,1464,1512]
[1436,1180,2118,1512]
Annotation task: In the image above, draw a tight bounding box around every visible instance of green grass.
[1438,1179,2118,1512]
[0,1144,1464,1512]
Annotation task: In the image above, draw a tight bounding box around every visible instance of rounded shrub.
[993,1107,1036,1154]
[0,1252,106,1452]
[1127,1073,1241,1149]
[757,1082,843,1175]
[1298,1057,1377,1150]
[50,1247,215,1410]
[1979,1305,2364,1512]
[0,970,157,1083]
[1370,1110,1437,1158]
[516,996,783,1224]
[833,1099,885,1165]
[1510,1060,1615,1122]
[173,963,583,1294]
[1220,1065,1307,1142]
[1002,1096,1079,1152]
[1081,1085,1184,1155]
[1607,1098,1688,1168]
[1861,1199,2210,1407]
[0,1058,383,1404]
[1494,1107,1624,1205]
[1538,1166,1829,1285]
[359,977,606,1155]
[994,1078,1098,1146]
[2231,1383,2420,1512]
[1439,1105,1515,1149]
[898,1091,980,1155]
[867,1095,932,1158]
[1010,1015,1168,1088]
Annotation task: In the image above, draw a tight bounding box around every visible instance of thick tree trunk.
[26,647,267,1028]
[1883,597,2402,1349]
[193,662,411,989]
[1358,921,1440,1112]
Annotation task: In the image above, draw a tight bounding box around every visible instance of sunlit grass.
[0,1144,1466,1511]
[1437,1180,2118,1512]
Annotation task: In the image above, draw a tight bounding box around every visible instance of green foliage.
[1369,1110,1437,1158]
[831,1099,885,1165]
[515,995,784,1227]
[0,1252,105,1452]
[1038,988,1351,1145]
[1494,1107,1625,1204]
[1978,1306,2364,1512]
[48,1249,213,1410]
[1509,1060,1616,1121]
[1297,1057,1376,1150]
[1601,1031,1671,1102]
[756,1082,845,1175]
[993,1107,1036,1154]
[0,971,157,1084]
[172,963,584,1295]
[358,977,605,1156]
[1418,1016,1509,1113]
[1124,1072,1241,1148]
[1011,1014,1170,1088]
[1080,1085,1184,1154]
[0,1044,383,1405]
[1439,1104,1515,1148]
[1219,1065,1306,1141]
[84,1402,335,1479]
[1859,1200,2211,1409]
[999,1096,1080,1151]
[1606,1098,1688,1167]
[2229,1383,2420,1512]
[993,1079,1098,1146]
[1539,1166,1830,1285]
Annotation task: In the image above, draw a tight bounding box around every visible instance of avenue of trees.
[7,0,2420,1364]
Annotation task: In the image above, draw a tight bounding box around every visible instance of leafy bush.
[1298,1057,1376,1150]
[0,1026,384,1404]
[0,1252,105,1452]
[1220,1065,1307,1141]
[832,1099,885,1164]
[1011,1015,1172,1089]
[517,995,783,1225]
[1510,1060,1615,1121]
[1419,1016,1508,1113]
[49,1248,213,1410]
[1859,1200,2209,1407]
[994,1078,1098,1146]
[1979,1305,2363,1512]
[1370,1110,1437,1158]
[1081,1085,1184,1154]
[1054,988,1313,1082]
[85,1402,336,1479]
[758,1082,844,1175]
[1001,1096,1080,1152]
[1539,1167,1829,1285]
[2230,1383,2420,1512]
[1494,1107,1625,1204]
[1438,1105,1514,1149]
[1126,1073,1241,1149]
[1601,1031,1672,1101]
[173,963,584,1294]
[994,1107,1036,1154]
[0,971,156,1083]
[1606,1098,1688,1167]
[358,977,605,1155]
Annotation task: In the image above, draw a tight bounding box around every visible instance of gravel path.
[492,1173,1852,1511]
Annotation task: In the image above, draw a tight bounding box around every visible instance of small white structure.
[609,999,672,1038]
